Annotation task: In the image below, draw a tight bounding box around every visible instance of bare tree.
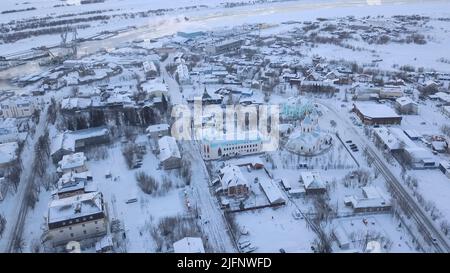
[180,156,192,185]
[136,171,158,195]
[0,214,6,239]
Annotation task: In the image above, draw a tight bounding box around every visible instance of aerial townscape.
[1,0,450,255]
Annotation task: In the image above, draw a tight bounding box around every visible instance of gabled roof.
[301,171,326,190]
[158,136,181,162]
[219,165,248,189]
[173,237,205,253]
[395,96,417,106]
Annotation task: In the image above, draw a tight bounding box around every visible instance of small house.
[158,136,181,170]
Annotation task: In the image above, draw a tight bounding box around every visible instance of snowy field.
[234,203,316,253]
[331,214,417,252]
[2,0,450,58]
[1,0,450,254]
[18,135,190,252]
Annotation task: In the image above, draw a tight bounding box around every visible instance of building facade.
[353,103,402,125]
[47,192,107,246]
[0,97,34,118]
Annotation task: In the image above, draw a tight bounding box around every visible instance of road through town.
[319,100,450,253]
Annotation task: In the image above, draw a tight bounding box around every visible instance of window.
[83,230,87,235]
[70,233,74,238]
[95,221,98,224]
[60,230,64,233]
[82,224,85,227]
[69,227,72,230]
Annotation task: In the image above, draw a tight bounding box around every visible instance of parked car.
[126,198,138,204]
[242,246,257,253]
[239,241,251,249]
[292,209,303,220]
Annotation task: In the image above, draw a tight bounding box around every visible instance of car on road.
[298,163,308,168]
[126,198,138,204]
[292,209,303,220]
[239,241,251,249]
[431,238,439,246]
[241,245,257,253]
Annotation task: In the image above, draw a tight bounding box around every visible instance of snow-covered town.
[1,0,450,255]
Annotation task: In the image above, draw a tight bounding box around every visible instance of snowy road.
[318,100,450,253]
[183,141,236,253]
[1,105,48,252]
[1,89,71,252]
[160,59,236,252]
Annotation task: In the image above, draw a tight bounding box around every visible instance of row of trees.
[136,171,173,196]
[149,214,204,252]
[62,106,160,131]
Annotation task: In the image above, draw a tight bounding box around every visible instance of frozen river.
[0,0,447,89]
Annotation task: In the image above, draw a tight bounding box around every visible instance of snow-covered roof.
[57,177,86,195]
[60,171,91,182]
[143,61,157,73]
[96,235,113,252]
[352,196,390,210]
[58,152,87,171]
[219,165,248,190]
[0,96,33,107]
[202,129,263,148]
[434,92,450,103]
[48,191,103,224]
[362,186,386,199]
[333,223,350,248]
[300,171,326,190]
[173,237,205,253]
[354,103,400,119]
[347,186,391,210]
[51,127,109,156]
[431,141,447,152]
[224,156,265,168]
[279,124,294,134]
[61,97,92,110]
[373,127,415,150]
[140,79,168,96]
[214,38,243,47]
[439,161,450,171]
[443,106,450,115]
[258,177,286,205]
[405,147,435,162]
[176,63,190,80]
[395,96,417,107]
[403,129,421,139]
[146,123,170,134]
[379,85,404,94]
[106,93,133,105]
[0,141,18,165]
[158,136,181,162]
